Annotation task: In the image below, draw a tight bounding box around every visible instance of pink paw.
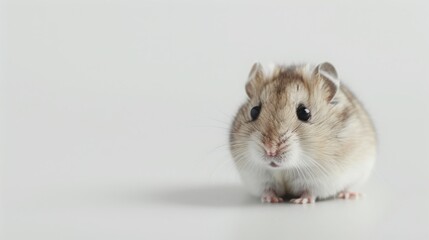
[337,191,362,199]
[290,191,315,204]
[289,196,315,204]
[261,189,283,203]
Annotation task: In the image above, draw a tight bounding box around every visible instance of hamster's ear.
[313,62,340,102]
[245,62,265,98]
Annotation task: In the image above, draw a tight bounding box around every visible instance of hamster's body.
[229,63,376,203]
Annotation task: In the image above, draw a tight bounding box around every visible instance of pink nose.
[266,150,278,157]
[264,142,287,157]
[264,144,279,157]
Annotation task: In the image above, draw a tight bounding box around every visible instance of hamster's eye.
[296,104,311,122]
[250,106,261,121]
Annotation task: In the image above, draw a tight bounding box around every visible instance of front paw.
[290,192,315,204]
[289,196,315,204]
[337,191,362,199]
[261,189,283,203]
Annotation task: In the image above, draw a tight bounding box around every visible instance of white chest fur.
[237,155,374,199]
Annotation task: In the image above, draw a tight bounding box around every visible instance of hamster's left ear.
[313,62,340,102]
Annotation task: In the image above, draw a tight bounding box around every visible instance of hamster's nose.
[263,143,279,157]
[266,151,277,157]
[263,141,287,157]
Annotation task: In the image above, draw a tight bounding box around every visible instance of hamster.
[229,62,376,204]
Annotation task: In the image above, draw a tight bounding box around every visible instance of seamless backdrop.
[1,0,429,239]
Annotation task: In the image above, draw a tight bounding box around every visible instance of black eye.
[296,104,311,122]
[250,106,261,121]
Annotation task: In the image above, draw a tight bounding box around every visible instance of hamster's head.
[230,62,342,170]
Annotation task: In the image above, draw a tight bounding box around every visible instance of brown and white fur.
[229,62,376,204]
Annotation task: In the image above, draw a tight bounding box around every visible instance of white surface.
[1,0,429,239]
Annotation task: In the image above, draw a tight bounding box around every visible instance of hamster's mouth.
[269,162,280,168]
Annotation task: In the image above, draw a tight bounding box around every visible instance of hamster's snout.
[262,140,288,157]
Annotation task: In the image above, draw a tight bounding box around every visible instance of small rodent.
[229,62,376,204]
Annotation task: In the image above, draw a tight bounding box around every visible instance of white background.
[1,0,429,239]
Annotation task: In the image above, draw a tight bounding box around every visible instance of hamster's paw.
[337,191,362,199]
[261,189,283,203]
[290,193,315,204]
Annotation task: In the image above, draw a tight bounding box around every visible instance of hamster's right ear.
[245,63,265,98]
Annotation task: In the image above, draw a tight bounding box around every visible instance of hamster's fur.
[229,63,376,204]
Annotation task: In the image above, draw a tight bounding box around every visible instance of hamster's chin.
[266,161,286,170]
[247,140,301,170]
[264,155,298,170]
[251,151,299,170]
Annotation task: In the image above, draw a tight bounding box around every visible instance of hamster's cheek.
[279,136,303,168]
[247,133,265,165]
[279,150,299,169]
